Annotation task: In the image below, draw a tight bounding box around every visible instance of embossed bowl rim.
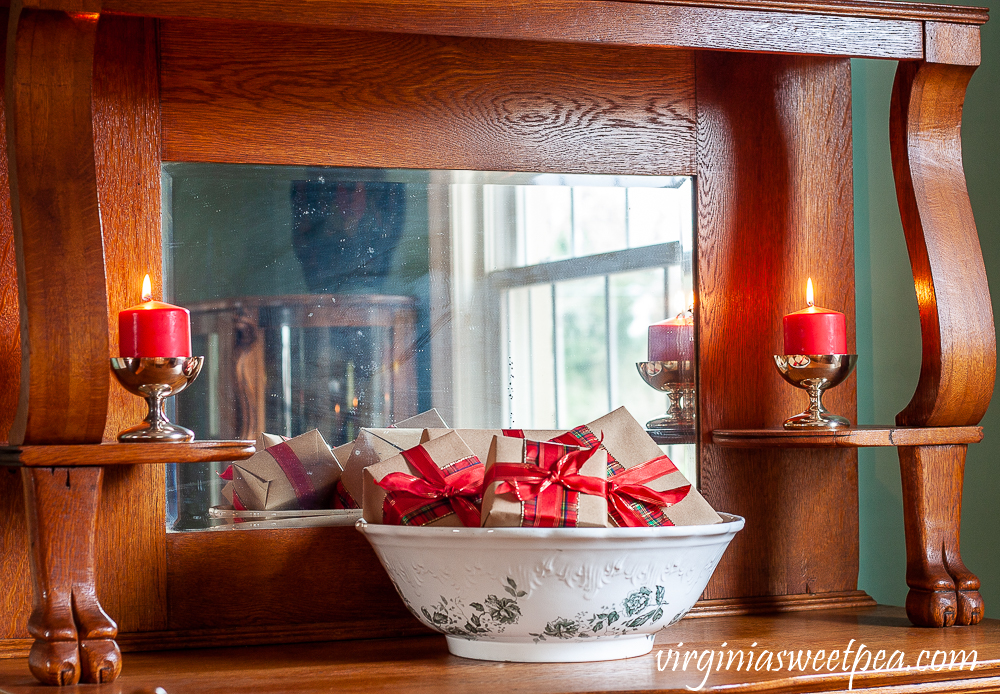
[356,512,744,542]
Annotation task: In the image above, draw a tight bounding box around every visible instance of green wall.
[853,3,1000,612]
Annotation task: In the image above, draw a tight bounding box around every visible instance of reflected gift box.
[220,429,341,511]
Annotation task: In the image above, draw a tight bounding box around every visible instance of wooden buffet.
[0,0,995,691]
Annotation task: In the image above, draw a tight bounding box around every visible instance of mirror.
[162,164,696,530]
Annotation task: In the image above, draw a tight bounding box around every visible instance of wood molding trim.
[108,1,926,60]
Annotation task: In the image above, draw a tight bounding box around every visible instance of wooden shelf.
[0,605,996,693]
[0,440,255,467]
[713,425,983,448]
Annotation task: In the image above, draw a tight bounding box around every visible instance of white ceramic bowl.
[356,513,744,662]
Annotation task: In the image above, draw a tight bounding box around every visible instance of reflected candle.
[783,278,847,355]
[119,274,192,357]
[648,313,694,362]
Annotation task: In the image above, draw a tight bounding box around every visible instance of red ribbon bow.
[376,445,483,527]
[485,440,606,527]
[606,455,690,527]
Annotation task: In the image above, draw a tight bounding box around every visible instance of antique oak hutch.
[0,0,996,690]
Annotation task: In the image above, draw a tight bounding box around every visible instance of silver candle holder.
[110,356,204,442]
[635,360,695,431]
[773,354,857,429]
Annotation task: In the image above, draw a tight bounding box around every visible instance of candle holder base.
[636,361,696,428]
[773,354,857,430]
[110,357,204,443]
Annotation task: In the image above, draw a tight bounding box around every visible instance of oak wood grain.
[5,6,108,445]
[90,0,996,27]
[899,445,982,628]
[0,441,255,467]
[890,62,994,428]
[165,527,417,631]
[159,23,697,174]
[1,606,999,694]
[695,52,859,601]
[21,467,120,685]
[94,15,163,443]
[106,0,927,59]
[712,426,983,448]
[925,21,982,66]
[0,14,188,657]
[89,16,173,641]
[889,40,993,628]
[0,591,875,658]
[0,6,16,447]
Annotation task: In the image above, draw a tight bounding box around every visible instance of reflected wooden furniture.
[186,294,418,440]
[0,0,994,689]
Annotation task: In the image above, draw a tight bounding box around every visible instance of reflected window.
[162,165,694,529]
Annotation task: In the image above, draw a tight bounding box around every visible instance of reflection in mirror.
[162,164,696,530]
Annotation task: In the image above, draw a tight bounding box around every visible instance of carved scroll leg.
[890,26,995,628]
[898,445,982,628]
[22,467,121,686]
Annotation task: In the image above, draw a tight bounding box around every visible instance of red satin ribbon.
[376,445,483,526]
[607,454,690,527]
[485,440,605,526]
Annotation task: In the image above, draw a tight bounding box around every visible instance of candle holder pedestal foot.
[110,357,203,442]
[636,361,696,434]
[773,354,857,429]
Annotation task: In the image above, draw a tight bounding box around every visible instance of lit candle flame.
[141,274,152,302]
[806,278,815,308]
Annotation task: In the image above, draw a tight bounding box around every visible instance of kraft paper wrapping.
[362,430,481,527]
[229,429,342,511]
[482,435,609,528]
[340,428,426,507]
[420,429,565,468]
[577,407,721,526]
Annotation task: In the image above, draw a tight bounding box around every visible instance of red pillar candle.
[783,278,847,355]
[648,314,694,361]
[119,274,192,357]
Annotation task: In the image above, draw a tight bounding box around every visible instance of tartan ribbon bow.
[376,445,483,527]
[485,439,606,503]
[606,454,690,527]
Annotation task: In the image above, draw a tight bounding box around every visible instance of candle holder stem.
[666,386,684,421]
[111,357,203,442]
[774,354,857,429]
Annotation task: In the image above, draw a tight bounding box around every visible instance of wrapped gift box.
[340,428,426,508]
[221,429,342,511]
[482,435,608,528]
[421,429,565,467]
[556,407,721,527]
[362,430,483,527]
[339,409,449,507]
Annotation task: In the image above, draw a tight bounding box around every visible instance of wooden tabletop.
[0,606,997,693]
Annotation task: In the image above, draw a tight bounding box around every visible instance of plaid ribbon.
[504,426,689,527]
[484,440,605,527]
[376,445,483,527]
[331,479,359,510]
[606,455,690,527]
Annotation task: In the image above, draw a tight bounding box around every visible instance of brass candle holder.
[635,360,696,432]
[773,354,857,429]
[110,356,204,442]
